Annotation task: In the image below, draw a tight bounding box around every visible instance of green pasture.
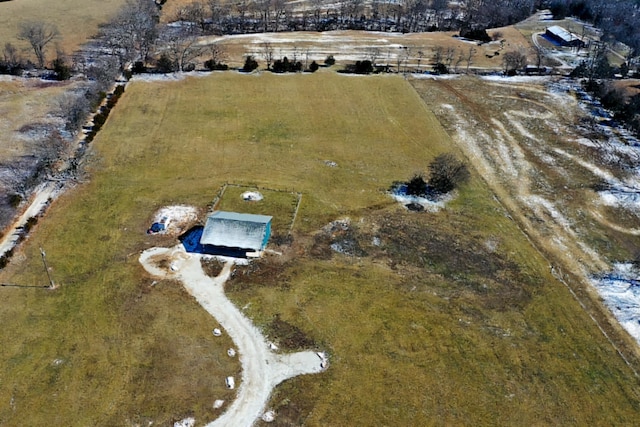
[214,185,300,238]
[1,71,639,425]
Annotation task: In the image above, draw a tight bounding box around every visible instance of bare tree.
[17,21,59,68]
[261,41,275,69]
[208,43,227,65]
[311,0,323,29]
[258,0,272,32]
[416,50,424,71]
[366,47,380,66]
[208,0,231,33]
[428,153,470,194]
[3,42,21,66]
[502,49,527,74]
[273,0,288,32]
[100,0,159,67]
[465,46,476,73]
[160,27,204,71]
[0,162,35,201]
[445,47,455,68]
[178,1,208,33]
[433,46,443,65]
[531,44,545,71]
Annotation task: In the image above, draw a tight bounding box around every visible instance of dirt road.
[139,246,326,426]
[0,181,59,259]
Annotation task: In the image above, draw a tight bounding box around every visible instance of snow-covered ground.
[593,263,640,343]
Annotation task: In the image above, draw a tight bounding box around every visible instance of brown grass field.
[1,71,640,425]
[0,77,79,158]
[0,0,127,58]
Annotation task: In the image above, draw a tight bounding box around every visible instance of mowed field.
[1,71,640,426]
[0,0,127,56]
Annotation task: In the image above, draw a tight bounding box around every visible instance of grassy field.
[1,71,640,426]
[0,0,127,57]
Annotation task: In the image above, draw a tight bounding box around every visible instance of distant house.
[194,211,272,257]
[545,25,585,48]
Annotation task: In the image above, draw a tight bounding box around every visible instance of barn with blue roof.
[185,211,272,258]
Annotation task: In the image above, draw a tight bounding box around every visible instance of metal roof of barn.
[546,25,581,43]
[200,211,272,251]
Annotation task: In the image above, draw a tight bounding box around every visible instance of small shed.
[200,211,272,257]
[545,25,585,48]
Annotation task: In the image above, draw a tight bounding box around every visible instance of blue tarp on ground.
[179,226,253,258]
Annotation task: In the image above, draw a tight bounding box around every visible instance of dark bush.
[433,62,449,74]
[23,216,38,233]
[204,59,228,70]
[132,61,146,74]
[342,60,373,74]
[406,174,428,196]
[460,28,491,43]
[156,53,175,73]
[242,55,258,72]
[324,55,335,66]
[52,57,71,80]
[428,153,470,194]
[308,60,319,72]
[272,56,302,73]
[0,60,24,76]
[8,193,22,208]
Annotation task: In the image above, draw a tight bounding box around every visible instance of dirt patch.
[309,218,367,259]
[267,314,317,351]
[374,211,534,311]
[228,258,292,291]
[201,257,226,278]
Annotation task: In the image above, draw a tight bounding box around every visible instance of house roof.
[546,25,582,44]
[200,211,272,251]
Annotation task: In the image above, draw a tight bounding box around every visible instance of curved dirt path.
[139,246,326,426]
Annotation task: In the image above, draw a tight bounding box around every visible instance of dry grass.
[205,27,533,69]
[0,0,127,56]
[1,71,640,426]
[0,77,79,158]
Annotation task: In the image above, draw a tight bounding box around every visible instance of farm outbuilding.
[195,211,272,257]
[545,25,585,48]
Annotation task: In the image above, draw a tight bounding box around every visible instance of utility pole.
[40,247,56,289]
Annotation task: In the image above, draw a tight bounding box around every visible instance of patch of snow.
[227,348,236,357]
[212,328,222,336]
[412,73,461,80]
[390,186,455,212]
[241,191,263,201]
[261,410,276,422]
[592,263,640,345]
[151,205,198,236]
[481,75,551,84]
[174,418,195,427]
[213,400,225,409]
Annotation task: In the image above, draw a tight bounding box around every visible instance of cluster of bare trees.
[152,0,541,36]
